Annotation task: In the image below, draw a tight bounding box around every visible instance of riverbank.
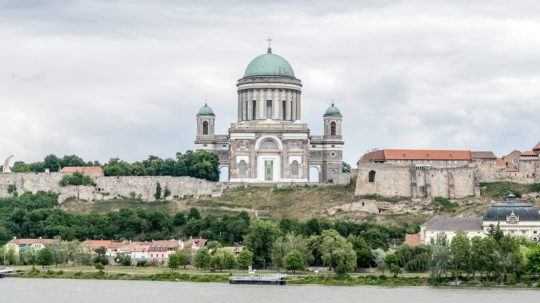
[8,266,540,288]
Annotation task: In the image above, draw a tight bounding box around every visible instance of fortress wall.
[355,164,411,197]
[0,173,223,203]
[355,164,477,199]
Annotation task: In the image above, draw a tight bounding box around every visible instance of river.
[1,278,539,303]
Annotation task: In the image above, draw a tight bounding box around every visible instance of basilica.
[194,46,345,183]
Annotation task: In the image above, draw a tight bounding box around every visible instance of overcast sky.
[1,1,540,166]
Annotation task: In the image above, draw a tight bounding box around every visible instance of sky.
[1,0,540,166]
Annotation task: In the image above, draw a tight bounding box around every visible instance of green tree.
[384,253,401,277]
[450,232,471,278]
[37,248,54,267]
[527,246,540,275]
[245,220,280,268]
[348,235,374,269]
[271,233,313,269]
[194,248,211,270]
[176,250,191,269]
[319,229,357,275]
[59,173,95,186]
[154,182,162,200]
[222,250,237,270]
[285,250,305,273]
[237,249,254,270]
[430,233,450,281]
[168,253,180,270]
[43,154,61,172]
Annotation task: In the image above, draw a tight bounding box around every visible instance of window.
[238,160,248,178]
[291,160,299,177]
[368,170,376,183]
[252,100,257,119]
[282,101,287,120]
[244,100,248,120]
[330,121,337,136]
[202,121,209,135]
[266,100,273,119]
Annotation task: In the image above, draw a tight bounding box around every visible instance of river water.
[1,278,539,303]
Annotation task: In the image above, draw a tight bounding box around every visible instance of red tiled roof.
[148,240,180,251]
[9,238,60,246]
[471,151,497,160]
[384,149,472,161]
[61,166,104,176]
[521,150,538,157]
[83,240,125,250]
[533,142,540,152]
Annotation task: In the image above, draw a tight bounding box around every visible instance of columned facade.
[195,46,345,184]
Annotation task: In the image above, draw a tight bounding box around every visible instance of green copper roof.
[197,103,215,116]
[244,48,295,78]
[324,103,342,117]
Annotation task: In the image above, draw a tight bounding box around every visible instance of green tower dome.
[244,48,295,78]
[197,103,215,116]
[324,103,342,118]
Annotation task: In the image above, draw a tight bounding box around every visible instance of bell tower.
[196,103,215,137]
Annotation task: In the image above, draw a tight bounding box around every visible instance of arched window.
[330,121,337,136]
[259,138,279,150]
[282,101,287,120]
[202,121,209,135]
[238,160,248,178]
[368,170,376,183]
[291,160,299,177]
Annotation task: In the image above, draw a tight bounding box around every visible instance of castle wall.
[355,164,477,199]
[0,173,223,203]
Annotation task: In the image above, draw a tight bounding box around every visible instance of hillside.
[60,182,540,226]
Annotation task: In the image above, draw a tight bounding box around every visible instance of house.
[82,240,126,259]
[5,237,60,255]
[116,241,151,264]
[147,240,183,264]
[419,216,484,244]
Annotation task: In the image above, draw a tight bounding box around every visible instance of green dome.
[197,103,215,116]
[244,48,295,78]
[324,103,342,118]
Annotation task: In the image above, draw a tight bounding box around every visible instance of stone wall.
[0,173,223,203]
[355,164,478,199]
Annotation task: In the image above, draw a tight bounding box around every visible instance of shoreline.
[8,267,540,289]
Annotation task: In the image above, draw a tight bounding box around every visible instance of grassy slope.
[60,182,540,224]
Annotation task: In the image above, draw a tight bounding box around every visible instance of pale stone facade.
[195,47,345,184]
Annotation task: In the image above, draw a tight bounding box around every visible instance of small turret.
[196,103,215,137]
[323,103,343,137]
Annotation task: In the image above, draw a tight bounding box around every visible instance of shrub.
[59,173,95,187]
[432,197,457,211]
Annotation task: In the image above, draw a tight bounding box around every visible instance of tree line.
[9,150,220,182]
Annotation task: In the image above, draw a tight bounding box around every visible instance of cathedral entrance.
[264,160,274,181]
[257,155,280,182]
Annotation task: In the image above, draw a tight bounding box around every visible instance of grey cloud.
[1,1,540,165]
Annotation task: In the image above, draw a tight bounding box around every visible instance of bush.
[59,173,96,187]
[432,197,458,211]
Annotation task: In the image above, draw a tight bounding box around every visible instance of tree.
[222,250,237,270]
[342,161,351,173]
[245,220,280,268]
[154,182,162,200]
[348,235,374,269]
[285,250,305,273]
[527,246,540,275]
[271,233,313,269]
[319,229,357,275]
[59,173,95,186]
[176,250,191,269]
[237,249,253,270]
[450,231,471,278]
[187,208,201,221]
[194,248,211,270]
[43,154,61,172]
[168,253,180,270]
[37,248,54,267]
[384,253,401,277]
[430,233,450,281]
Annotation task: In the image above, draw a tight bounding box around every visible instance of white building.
[420,216,484,244]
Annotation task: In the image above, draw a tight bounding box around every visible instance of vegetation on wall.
[9,150,220,182]
[59,173,96,187]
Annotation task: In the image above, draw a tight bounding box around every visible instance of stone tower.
[196,103,215,137]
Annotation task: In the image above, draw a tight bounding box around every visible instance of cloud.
[1,0,539,165]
